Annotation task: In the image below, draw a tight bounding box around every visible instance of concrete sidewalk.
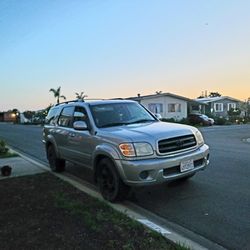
[0,156,47,180]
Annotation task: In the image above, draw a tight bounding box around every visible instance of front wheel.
[47,145,65,172]
[97,158,130,202]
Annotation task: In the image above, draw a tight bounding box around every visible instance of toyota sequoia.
[43,99,210,201]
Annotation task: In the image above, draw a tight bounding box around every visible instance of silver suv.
[43,99,209,201]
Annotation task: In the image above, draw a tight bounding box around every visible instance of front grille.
[158,134,196,154]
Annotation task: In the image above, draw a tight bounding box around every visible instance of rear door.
[66,106,94,168]
[56,106,75,159]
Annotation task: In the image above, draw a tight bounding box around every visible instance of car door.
[66,106,94,168]
[56,106,75,159]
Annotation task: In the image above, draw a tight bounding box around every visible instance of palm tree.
[75,91,88,101]
[208,92,222,98]
[49,86,66,104]
[155,91,162,95]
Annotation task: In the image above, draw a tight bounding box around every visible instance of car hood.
[97,121,195,143]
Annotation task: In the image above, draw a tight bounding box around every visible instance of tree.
[228,108,241,123]
[75,91,88,101]
[208,92,221,97]
[45,104,52,115]
[241,98,250,118]
[49,86,66,104]
[228,108,241,116]
[197,95,204,99]
[247,98,250,118]
[23,111,35,120]
[155,91,162,95]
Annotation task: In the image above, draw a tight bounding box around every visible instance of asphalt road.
[0,123,250,249]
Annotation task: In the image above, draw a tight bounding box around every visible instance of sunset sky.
[1,0,250,111]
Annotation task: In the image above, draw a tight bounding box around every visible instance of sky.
[1,0,250,111]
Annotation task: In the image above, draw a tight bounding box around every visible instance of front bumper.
[116,144,209,186]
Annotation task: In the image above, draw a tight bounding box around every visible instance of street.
[0,123,250,249]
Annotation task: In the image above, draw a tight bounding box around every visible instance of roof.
[195,96,243,104]
[128,92,199,103]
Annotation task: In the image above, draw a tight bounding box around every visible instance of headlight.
[119,142,153,157]
[195,130,204,146]
[134,142,154,156]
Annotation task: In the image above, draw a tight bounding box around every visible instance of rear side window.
[58,106,74,127]
[45,107,59,125]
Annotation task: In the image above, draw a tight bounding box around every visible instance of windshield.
[90,102,156,128]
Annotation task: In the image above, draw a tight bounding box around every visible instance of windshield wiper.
[100,119,155,127]
[129,119,155,124]
[100,122,129,128]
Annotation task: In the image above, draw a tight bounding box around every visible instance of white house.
[129,92,199,120]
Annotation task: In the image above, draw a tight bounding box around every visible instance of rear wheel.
[97,158,130,202]
[47,145,65,172]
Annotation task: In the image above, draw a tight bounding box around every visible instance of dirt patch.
[0,173,177,250]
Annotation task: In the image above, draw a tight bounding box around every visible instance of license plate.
[180,159,194,172]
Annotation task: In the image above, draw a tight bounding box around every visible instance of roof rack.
[54,97,126,106]
[84,98,106,101]
[55,99,84,106]
[109,98,125,100]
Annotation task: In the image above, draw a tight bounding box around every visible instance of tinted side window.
[58,106,74,127]
[45,107,59,125]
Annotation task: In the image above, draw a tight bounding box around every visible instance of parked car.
[43,99,210,202]
[188,113,214,126]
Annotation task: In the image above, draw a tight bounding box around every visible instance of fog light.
[139,171,149,180]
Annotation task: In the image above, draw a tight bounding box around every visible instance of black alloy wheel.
[97,158,129,202]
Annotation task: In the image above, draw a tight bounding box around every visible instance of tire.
[47,145,65,172]
[97,158,130,202]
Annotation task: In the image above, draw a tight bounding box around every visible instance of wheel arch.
[93,145,125,183]
[93,154,117,183]
[45,137,60,159]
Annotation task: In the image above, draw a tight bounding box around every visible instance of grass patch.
[0,139,18,158]
[54,191,189,250]
[54,192,100,231]
[0,151,19,158]
[0,172,190,250]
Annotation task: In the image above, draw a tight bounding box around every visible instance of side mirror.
[73,121,88,130]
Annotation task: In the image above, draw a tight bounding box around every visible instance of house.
[0,111,18,123]
[194,96,243,118]
[128,92,201,120]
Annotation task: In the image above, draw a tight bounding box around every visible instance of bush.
[177,118,190,125]
[161,118,176,123]
[161,118,190,125]
[214,117,227,125]
[0,140,9,155]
